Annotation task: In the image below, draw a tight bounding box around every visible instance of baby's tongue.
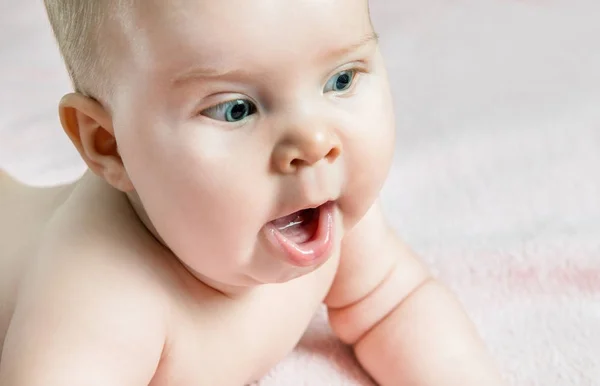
[271,209,318,244]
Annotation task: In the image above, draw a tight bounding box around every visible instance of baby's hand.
[325,200,505,385]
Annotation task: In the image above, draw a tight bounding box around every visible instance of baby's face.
[110,0,395,289]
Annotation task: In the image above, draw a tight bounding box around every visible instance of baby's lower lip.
[265,202,335,267]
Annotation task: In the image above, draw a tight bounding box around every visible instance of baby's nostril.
[290,158,303,169]
[326,147,340,162]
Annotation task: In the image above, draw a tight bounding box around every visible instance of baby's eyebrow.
[320,32,379,63]
[172,67,253,86]
[171,32,379,86]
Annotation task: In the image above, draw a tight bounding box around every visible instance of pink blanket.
[1,1,599,385]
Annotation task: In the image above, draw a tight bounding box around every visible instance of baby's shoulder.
[17,176,176,317]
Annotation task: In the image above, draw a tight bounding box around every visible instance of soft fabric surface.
[1,1,599,385]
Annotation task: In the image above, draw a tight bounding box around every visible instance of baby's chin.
[217,252,335,286]
[267,258,333,284]
[179,259,329,296]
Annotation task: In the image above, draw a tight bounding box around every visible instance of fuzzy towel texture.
[1,1,599,385]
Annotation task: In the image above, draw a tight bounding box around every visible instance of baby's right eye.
[201,99,257,122]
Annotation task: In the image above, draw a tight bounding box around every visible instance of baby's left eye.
[324,70,357,93]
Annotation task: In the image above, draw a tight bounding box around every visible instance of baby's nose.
[272,128,341,174]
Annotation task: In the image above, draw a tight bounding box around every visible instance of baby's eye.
[324,70,357,93]
[201,99,257,122]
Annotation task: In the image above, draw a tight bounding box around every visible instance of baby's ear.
[59,93,134,192]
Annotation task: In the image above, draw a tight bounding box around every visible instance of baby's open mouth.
[266,202,336,267]
[270,207,320,244]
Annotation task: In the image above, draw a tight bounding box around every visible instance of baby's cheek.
[340,121,393,226]
[350,96,395,193]
[359,99,395,171]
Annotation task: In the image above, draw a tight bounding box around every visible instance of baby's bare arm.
[325,201,504,386]
[0,242,167,386]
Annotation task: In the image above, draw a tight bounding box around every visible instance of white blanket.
[1,1,599,385]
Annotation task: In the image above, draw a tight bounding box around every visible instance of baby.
[0,0,505,385]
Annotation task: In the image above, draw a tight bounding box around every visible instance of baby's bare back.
[0,172,338,385]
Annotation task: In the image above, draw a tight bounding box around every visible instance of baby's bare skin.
[0,174,73,346]
[0,173,338,385]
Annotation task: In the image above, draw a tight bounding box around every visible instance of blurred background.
[1,0,599,385]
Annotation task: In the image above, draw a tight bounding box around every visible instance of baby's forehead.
[123,0,373,74]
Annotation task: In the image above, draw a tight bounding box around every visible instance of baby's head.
[45,0,396,292]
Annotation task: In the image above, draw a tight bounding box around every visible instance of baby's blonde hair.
[43,0,130,101]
